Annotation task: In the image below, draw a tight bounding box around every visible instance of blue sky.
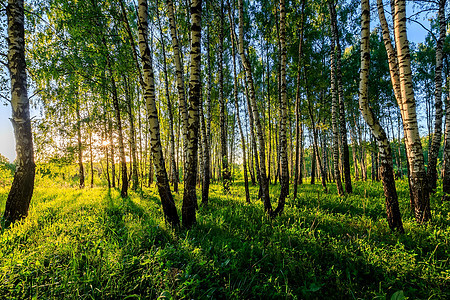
[0,4,433,163]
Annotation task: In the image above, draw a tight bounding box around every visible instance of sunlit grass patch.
[0,179,449,299]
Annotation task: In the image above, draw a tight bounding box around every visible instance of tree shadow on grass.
[190,195,442,299]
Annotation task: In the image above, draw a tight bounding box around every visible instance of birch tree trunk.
[244,78,260,189]
[359,0,403,232]
[108,117,116,188]
[304,77,328,191]
[293,0,305,200]
[76,100,85,189]
[330,35,344,196]
[138,0,180,227]
[426,0,446,192]
[441,80,450,200]
[329,0,352,194]
[377,0,415,205]
[229,6,250,203]
[123,76,139,191]
[167,0,188,167]
[218,0,230,193]
[2,0,36,228]
[157,6,178,193]
[238,0,271,214]
[273,0,289,216]
[393,0,431,223]
[89,127,94,188]
[182,0,202,228]
[201,13,212,205]
[107,60,128,198]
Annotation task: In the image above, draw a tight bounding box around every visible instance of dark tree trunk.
[108,118,116,188]
[76,100,85,189]
[104,117,111,189]
[123,75,140,191]
[108,62,128,198]
[310,143,316,185]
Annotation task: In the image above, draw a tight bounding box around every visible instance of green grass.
[0,178,449,299]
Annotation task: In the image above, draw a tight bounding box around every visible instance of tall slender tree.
[106,57,128,198]
[123,75,139,191]
[2,0,36,228]
[219,0,231,193]
[201,4,212,205]
[329,0,352,194]
[426,0,447,192]
[238,0,271,213]
[156,2,178,193]
[75,99,85,189]
[273,0,289,216]
[442,80,450,200]
[182,0,202,228]
[138,0,180,227]
[359,0,403,232]
[167,0,188,164]
[228,4,250,204]
[293,0,306,200]
[392,0,431,223]
[330,34,344,196]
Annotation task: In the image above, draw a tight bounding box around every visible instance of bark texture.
[329,31,344,196]
[219,1,231,193]
[359,0,403,232]
[293,0,305,200]
[273,0,289,216]
[157,7,178,193]
[167,0,188,160]
[201,17,212,205]
[426,0,446,192]
[229,7,250,203]
[393,0,431,223]
[182,0,202,228]
[329,0,352,194]
[442,81,450,200]
[138,0,180,227]
[238,0,271,214]
[3,0,36,228]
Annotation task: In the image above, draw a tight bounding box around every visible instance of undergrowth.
[0,178,449,299]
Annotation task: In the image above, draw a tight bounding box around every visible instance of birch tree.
[377,0,431,223]
[2,0,36,228]
[138,0,180,227]
[182,0,202,228]
[359,0,403,232]
[426,0,447,192]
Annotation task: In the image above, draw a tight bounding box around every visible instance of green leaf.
[391,290,405,300]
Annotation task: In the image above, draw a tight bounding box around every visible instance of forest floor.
[0,177,449,299]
